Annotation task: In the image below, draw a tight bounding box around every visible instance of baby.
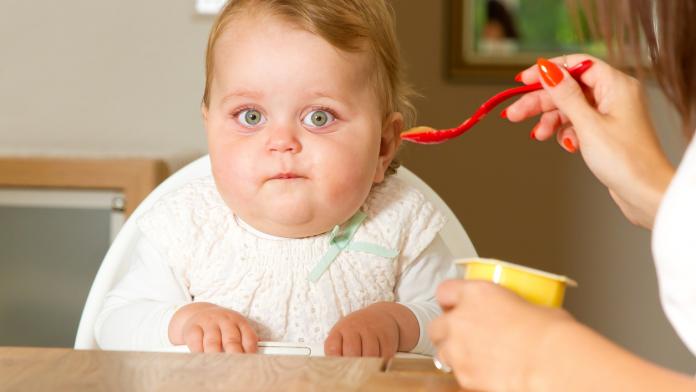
[95,0,460,357]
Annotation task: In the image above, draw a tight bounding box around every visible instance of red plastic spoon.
[400,59,594,144]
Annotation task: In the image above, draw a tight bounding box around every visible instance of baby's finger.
[361,332,380,357]
[202,324,223,353]
[342,331,362,357]
[324,330,343,356]
[185,325,204,353]
[220,322,244,353]
[378,332,398,358]
[239,322,259,354]
[530,110,564,141]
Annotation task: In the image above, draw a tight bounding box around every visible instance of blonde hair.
[202,0,416,134]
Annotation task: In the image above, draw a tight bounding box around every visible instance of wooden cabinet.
[0,158,169,347]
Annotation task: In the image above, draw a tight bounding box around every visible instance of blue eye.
[302,110,335,128]
[236,109,265,127]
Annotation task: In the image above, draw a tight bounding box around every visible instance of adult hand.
[506,55,674,229]
[169,302,258,353]
[430,279,696,391]
[429,280,574,391]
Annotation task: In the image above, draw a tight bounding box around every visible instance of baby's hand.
[324,302,402,358]
[169,302,258,353]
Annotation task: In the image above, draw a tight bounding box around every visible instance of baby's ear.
[201,103,210,134]
[374,112,403,183]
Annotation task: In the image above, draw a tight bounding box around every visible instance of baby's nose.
[265,125,302,153]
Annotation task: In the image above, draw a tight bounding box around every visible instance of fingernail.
[530,124,540,140]
[514,72,522,82]
[500,108,508,119]
[537,58,564,87]
[562,138,577,153]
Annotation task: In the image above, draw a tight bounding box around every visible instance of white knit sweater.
[96,175,457,354]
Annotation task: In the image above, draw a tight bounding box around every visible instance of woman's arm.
[530,316,695,392]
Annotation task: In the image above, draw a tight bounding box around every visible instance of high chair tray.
[161,341,430,358]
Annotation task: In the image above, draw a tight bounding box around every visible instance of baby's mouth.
[269,172,306,180]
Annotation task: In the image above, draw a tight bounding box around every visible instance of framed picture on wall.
[448,0,605,80]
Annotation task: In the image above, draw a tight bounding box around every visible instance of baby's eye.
[302,110,335,128]
[236,109,266,128]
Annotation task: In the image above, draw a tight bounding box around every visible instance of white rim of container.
[456,257,578,287]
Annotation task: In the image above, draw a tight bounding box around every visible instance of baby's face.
[203,14,400,238]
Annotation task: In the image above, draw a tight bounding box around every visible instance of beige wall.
[0,1,210,159]
[1,0,692,372]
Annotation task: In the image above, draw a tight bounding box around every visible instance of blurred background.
[0,0,693,372]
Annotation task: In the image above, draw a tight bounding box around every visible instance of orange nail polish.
[530,124,540,140]
[514,72,522,83]
[562,138,577,153]
[537,58,564,87]
[500,108,508,119]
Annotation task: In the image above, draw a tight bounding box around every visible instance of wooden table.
[0,347,464,391]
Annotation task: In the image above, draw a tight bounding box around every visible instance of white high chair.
[74,155,477,351]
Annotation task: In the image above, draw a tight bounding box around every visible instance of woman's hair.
[582,0,695,135]
[202,0,415,175]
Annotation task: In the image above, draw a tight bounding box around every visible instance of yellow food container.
[455,258,577,308]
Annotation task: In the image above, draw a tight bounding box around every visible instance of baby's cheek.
[326,173,373,213]
[212,163,258,207]
[212,147,256,181]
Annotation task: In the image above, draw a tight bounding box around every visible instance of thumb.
[537,58,600,133]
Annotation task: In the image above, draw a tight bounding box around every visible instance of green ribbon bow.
[307,211,399,283]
